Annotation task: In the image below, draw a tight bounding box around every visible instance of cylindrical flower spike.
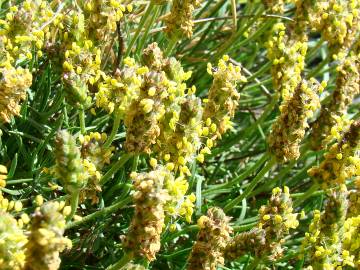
[342,215,360,268]
[54,130,88,194]
[156,94,203,170]
[187,207,232,270]
[81,0,132,42]
[164,0,202,39]
[257,186,299,260]
[308,119,360,188]
[24,202,72,270]
[348,183,360,218]
[266,22,308,100]
[214,187,299,262]
[311,55,360,149]
[95,58,141,116]
[203,55,247,137]
[0,66,32,123]
[0,0,55,63]
[124,71,165,154]
[79,132,114,204]
[224,228,266,260]
[301,186,348,269]
[0,210,27,270]
[268,79,322,162]
[125,43,193,155]
[123,168,170,261]
[299,0,360,57]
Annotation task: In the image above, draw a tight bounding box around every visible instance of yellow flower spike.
[268,79,321,162]
[0,209,27,269]
[164,0,202,39]
[24,202,72,270]
[124,168,170,261]
[311,54,359,149]
[188,208,232,270]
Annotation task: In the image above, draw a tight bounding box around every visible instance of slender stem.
[66,196,132,229]
[233,221,258,232]
[224,156,276,212]
[293,183,319,207]
[307,56,330,78]
[231,0,237,32]
[79,109,86,134]
[106,252,134,270]
[6,178,33,184]
[204,153,268,195]
[100,154,133,185]
[165,37,178,57]
[306,38,324,61]
[104,109,122,148]
[67,190,79,222]
[137,5,160,54]
[131,154,139,172]
[124,2,154,58]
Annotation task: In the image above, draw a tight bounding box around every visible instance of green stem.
[136,5,160,55]
[293,183,319,207]
[306,38,324,61]
[66,196,132,229]
[79,109,86,134]
[231,0,237,32]
[124,2,154,58]
[6,178,33,184]
[100,154,133,185]
[204,153,268,196]
[104,109,122,148]
[67,190,79,222]
[131,154,139,172]
[233,221,258,232]
[224,156,276,213]
[307,56,330,78]
[165,37,178,57]
[210,95,277,157]
[106,252,134,270]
